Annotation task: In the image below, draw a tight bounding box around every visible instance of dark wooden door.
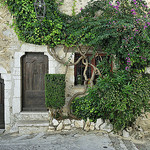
[0,74,4,129]
[22,53,48,111]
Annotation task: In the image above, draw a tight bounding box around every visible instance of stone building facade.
[0,0,150,134]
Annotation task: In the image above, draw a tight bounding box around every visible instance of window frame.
[74,53,113,85]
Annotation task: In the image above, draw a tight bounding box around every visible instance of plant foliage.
[45,74,65,109]
[72,72,150,131]
[1,0,150,130]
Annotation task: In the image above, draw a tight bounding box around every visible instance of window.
[74,53,112,85]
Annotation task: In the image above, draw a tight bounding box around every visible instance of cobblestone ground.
[0,131,150,150]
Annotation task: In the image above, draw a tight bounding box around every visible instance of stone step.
[17,120,50,134]
[17,120,49,127]
[0,129,5,135]
[17,112,49,121]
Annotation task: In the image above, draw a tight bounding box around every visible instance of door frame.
[12,47,53,114]
[0,74,5,129]
[21,52,48,111]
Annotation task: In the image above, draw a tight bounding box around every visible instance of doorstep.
[17,120,49,134]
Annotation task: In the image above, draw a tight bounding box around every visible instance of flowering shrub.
[72,72,150,131]
[71,0,150,131]
[2,0,150,130]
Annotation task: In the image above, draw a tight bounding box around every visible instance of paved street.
[0,131,150,150]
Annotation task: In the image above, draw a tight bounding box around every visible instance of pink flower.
[80,7,83,11]
[144,25,147,29]
[125,66,129,71]
[147,22,150,26]
[132,12,136,15]
[109,2,112,6]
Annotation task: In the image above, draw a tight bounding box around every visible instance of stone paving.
[0,131,150,150]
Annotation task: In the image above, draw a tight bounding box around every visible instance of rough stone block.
[123,130,130,138]
[90,122,95,131]
[56,122,63,131]
[52,119,59,127]
[95,118,103,130]
[84,118,91,132]
[100,122,113,132]
[75,120,85,129]
[64,119,71,125]
[64,125,71,130]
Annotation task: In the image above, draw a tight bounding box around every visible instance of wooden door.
[0,74,4,129]
[22,53,48,111]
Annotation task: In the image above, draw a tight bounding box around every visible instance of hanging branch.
[47,45,102,117]
[47,45,83,66]
[68,57,89,117]
[89,63,102,87]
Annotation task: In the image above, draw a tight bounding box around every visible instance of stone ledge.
[17,120,49,127]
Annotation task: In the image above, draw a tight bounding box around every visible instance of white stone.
[64,125,71,130]
[12,98,21,114]
[14,80,21,97]
[71,120,75,127]
[90,122,95,131]
[48,126,55,131]
[95,118,103,130]
[12,67,20,76]
[84,118,91,132]
[2,74,11,81]
[56,122,63,131]
[64,119,71,125]
[100,122,113,132]
[5,89,11,100]
[52,119,59,126]
[5,106,11,124]
[50,68,55,74]
[14,52,25,68]
[75,120,85,129]
[21,43,47,52]
[123,130,130,138]
[4,81,12,90]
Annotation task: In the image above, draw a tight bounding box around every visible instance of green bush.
[45,74,65,109]
[72,71,150,131]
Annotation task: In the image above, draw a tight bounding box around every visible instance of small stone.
[123,130,130,138]
[52,119,59,126]
[75,120,85,129]
[84,118,91,132]
[56,122,63,131]
[71,120,75,127]
[126,127,133,133]
[64,119,71,125]
[48,126,55,131]
[117,130,123,136]
[71,123,75,128]
[64,125,71,130]
[90,122,95,131]
[95,118,103,130]
[100,122,113,132]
